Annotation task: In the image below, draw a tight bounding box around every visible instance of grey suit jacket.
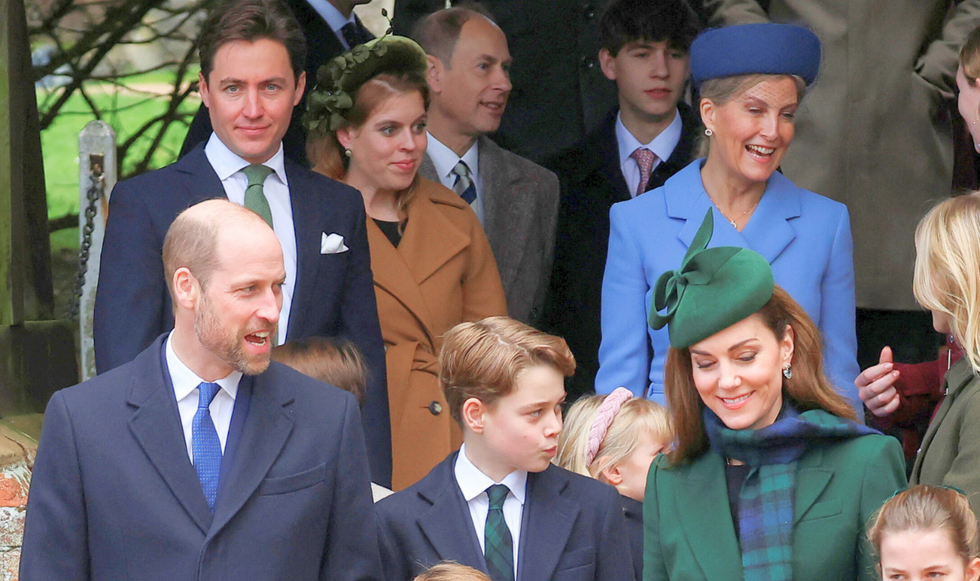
[419,136,559,324]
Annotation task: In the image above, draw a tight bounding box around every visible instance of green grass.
[40,78,200,223]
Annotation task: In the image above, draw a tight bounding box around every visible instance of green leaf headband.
[649,210,775,349]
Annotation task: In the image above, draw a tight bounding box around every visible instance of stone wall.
[0,420,39,581]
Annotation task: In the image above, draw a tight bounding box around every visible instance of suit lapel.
[516,468,579,581]
[913,360,974,479]
[594,117,631,204]
[127,338,213,534]
[284,164,321,339]
[479,137,504,242]
[208,369,295,537]
[416,456,487,570]
[793,448,833,524]
[174,145,225,203]
[675,453,743,581]
[399,185,471,284]
[478,137,535,291]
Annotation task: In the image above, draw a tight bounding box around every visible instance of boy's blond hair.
[555,394,672,480]
[440,316,575,424]
[272,337,367,404]
[413,562,492,581]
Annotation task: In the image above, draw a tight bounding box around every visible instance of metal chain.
[66,155,104,321]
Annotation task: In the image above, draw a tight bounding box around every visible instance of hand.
[855,346,901,417]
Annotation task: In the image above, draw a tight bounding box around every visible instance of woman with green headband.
[643,212,906,581]
[305,35,507,490]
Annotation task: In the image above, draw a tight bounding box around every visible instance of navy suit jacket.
[20,336,383,581]
[93,144,392,485]
[375,453,636,581]
[541,104,700,401]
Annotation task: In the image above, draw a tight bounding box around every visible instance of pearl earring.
[705,128,713,137]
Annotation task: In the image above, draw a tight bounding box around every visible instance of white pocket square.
[320,232,349,254]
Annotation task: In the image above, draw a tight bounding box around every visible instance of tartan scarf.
[703,404,877,581]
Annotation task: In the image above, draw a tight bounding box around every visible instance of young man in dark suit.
[376,317,634,581]
[179,0,373,165]
[541,0,701,401]
[412,7,560,325]
[93,0,391,485]
[21,200,382,581]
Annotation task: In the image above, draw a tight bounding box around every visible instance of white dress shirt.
[165,332,241,462]
[616,108,683,197]
[303,0,358,50]
[205,134,295,343]
[426,133,486,224]
[454,444,526,577]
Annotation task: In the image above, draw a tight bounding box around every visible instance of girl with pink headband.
[554,387,673,580]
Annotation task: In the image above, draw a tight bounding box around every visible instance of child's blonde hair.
[413,562,492,581]
[868,485,979,567]
[554,389,672,481]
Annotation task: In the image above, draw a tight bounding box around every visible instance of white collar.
[426,132,480,182]
[165,332,241,403]
[302,0,355,33]
[204,133,288,187]
[616,108,683,168]
[454,444,527,505]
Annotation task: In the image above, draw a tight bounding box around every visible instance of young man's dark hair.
[598,0,701,56]
[198,0,307,82]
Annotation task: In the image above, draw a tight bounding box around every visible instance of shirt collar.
[454,444,528,505]
[302,0,355,33]
[204,133,288,187]
[616,108,683,168]
[165,332,241,403]
[426,132,480,182]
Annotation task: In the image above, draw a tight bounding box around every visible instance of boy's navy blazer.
[20,335,383,581]
[375,452,636,581]
[92,144,391,484]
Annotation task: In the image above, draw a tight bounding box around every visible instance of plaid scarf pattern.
[704,405,877,581]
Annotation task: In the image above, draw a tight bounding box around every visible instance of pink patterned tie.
[631,147,657,196]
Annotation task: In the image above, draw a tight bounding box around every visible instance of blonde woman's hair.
[413,562,492,581]
[440,316,576,425]
[868,485,979,567]
[665,285,856,464]
[554,394,672,481]
[913,192,980,374]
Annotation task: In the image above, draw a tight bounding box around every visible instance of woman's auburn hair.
[913,191,980,374]
[664,285,856,464]
[307,71,430,222]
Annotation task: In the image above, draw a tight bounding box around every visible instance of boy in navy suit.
[541,0,701,402]
[376,316,635,581]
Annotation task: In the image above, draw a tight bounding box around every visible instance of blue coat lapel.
[517,467,579,581]
[209,368,295,538]
[173,144,225,203]
[416,454,487,570]
[127,336,213,534]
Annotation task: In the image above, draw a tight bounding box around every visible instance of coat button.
[428,401,443,415]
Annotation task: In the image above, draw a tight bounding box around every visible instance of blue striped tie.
[485,484,515,581]
[193,382,222,512]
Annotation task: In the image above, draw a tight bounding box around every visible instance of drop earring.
[782,364,793,379]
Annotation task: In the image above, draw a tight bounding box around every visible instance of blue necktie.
[193,381,222,512]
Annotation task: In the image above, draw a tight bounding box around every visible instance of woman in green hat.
[643,212,906,581]
[305,35,507,490]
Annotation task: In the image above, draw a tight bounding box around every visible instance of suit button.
[428,401,443,415]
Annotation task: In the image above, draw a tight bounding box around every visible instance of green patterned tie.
[485,484,515,581]
[242,164,274,228]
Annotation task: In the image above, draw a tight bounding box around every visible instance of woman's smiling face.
[689,313,794,430]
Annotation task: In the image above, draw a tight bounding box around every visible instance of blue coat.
[93,144,392,485]
[375,453,636,581]
[19,336,383,581]
[596,160,861,413]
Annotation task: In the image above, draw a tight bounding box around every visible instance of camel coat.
[368,177,507,490]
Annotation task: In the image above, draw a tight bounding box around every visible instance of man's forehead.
[209,38,295,80]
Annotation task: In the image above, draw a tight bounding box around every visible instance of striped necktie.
[484,484,515,581]
[452,160,477,205]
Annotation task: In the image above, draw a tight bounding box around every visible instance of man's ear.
[599,462,623,486]
[199,71,211,109]
[173,267,200,311]
[427,54,445,93]
[293,71,307,106]
[461,397,486,434]
[598,48,617,82]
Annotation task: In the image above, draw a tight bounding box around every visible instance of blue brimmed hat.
[690,23,821,88]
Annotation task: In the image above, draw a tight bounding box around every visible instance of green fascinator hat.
[305,35,428,135]
[649,211,774,349]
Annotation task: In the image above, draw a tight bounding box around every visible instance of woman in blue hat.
[596,23,861,416]
[643,212,906,581]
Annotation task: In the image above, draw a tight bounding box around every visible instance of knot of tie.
[631,147,657,196]
[197,382,220,409]
[487,484,509,510]
[242,164,274,228]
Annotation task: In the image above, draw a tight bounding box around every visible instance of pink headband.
[585,387,634,465]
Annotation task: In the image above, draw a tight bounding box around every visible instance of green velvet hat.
[649,211,774,349]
